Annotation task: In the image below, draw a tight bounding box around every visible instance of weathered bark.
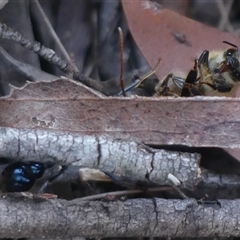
[0,196,239,238]
[0,45,58,82]
[0,127,201,190]
[0,21,120,95]
[0,22,71,73]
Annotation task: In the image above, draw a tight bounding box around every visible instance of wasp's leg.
[215,56,238,73]
[188,85,203,96]
[200,81,233,93]
[213,56,240,82]
[214,81,233,92]
[181,64,198,97]
[155,73,173,96]
[181,83,203,97]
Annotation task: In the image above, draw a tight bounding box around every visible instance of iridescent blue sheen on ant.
[2,161,55,192]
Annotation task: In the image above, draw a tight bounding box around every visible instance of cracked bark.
[0,127,201,190]
[0,196,239,238]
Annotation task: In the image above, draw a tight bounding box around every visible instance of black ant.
[1,160,67,193]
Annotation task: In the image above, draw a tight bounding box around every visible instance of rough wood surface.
[0,196,239,238]
[0,127,201,190]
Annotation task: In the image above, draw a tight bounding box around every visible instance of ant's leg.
[38,165,68,194]
[117,75,141,96]
[103,171,158,189]
[117,59,161,96]
[103,171,138,189]
[117,70,157,96]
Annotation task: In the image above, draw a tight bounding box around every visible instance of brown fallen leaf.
[121,0,240,97]
[1,77,240,149]
[122,0,240,160]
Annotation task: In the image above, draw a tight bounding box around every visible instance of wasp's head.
[218,41,240,81]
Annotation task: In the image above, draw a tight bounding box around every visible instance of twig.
[78,186,171,201]
[0,22,115,95]
[0,23,72,72]
[31,0,79,72]
[117,58,161,96]
[0,45,58,82]
[118,27,125,96]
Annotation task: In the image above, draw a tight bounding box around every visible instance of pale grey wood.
[0,196,238,238]
[0,127,201,190]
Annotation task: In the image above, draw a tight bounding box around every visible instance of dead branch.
[78,187,171,201]
[30,0,79,72]
[0,22,71,72]
[118,27,125,96]
[0,195,239,238]
[0,127,201,190]
[0,45,58,82]
[0,22,119,95]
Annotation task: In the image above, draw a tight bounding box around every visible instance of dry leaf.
[1,77,240,148]
[121,0,240,159]
[122,0,240,91]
